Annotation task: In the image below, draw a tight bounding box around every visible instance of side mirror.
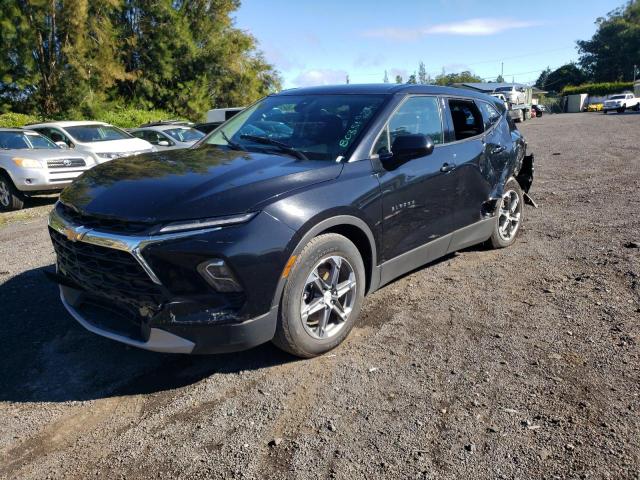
[158,140,170,147]
[390,134,434,162]
[55,141,69,149]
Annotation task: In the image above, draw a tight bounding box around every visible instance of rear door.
[444,98,488,231]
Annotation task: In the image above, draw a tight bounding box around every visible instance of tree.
[0,0,127,116]
[434,71,483,86]
[578,0,640,82]
[383,70,389,83]
[407,73,417,84]
[543,63,587,93]
[395,75,403,83]
[418,62,430,84]
[495,74,505,83]
[0,0,281,119]
[534,67,552,89]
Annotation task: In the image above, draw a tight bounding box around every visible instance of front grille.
[50,228,162,318]
[47,158,86,169]
[57,202,152,235]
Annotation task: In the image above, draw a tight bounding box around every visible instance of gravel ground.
[0,112,638,480]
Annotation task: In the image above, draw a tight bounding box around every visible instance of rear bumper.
[60,285,278,354]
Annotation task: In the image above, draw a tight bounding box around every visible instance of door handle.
[440,162,457,173]
[491,145,506,154]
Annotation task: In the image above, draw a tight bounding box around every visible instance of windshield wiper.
[239,134,309,161]
[220,130,244,151]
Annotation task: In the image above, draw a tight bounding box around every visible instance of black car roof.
[275,83,492,100]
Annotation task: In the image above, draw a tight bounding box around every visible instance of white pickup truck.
[603,93,640,113]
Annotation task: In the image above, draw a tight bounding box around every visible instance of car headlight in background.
[158,212,257,234]
[96,152,123,160]
[197,259,243,292]
[12,157,43,168]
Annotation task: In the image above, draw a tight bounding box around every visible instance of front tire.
[0,173,25,211]
[273,233,365,358]
[489,179,524,249]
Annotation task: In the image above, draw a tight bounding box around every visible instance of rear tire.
[489,178,524,249]
[0,173,25,211]
[273,233,365,358]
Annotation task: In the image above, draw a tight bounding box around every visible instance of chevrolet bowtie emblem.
[64,226,85,242]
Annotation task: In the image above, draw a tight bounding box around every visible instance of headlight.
[12,157,43,168]
[158,212,257,234]
[96,152,122,159]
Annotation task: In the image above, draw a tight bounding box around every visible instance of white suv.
[26,121,154,164]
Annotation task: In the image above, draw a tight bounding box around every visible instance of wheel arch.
[270,215,380,310]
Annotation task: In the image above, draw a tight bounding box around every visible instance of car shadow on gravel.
[0,265,294,404]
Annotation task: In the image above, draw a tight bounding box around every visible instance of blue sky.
[234,0,623,87]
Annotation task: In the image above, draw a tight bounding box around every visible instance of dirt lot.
[0,112,639,480]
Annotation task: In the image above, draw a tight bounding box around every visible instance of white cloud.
[293,69,349,87]
[363,18,539,40]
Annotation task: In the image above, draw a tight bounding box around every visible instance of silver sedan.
[130,124,205,150]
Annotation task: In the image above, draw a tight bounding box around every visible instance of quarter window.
[373,96,443,155]
[478,101,501,130]
[447,99,484,141]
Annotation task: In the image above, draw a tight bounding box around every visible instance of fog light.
[197,259,243,292]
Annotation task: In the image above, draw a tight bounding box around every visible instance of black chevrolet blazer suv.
[48,84,534,358]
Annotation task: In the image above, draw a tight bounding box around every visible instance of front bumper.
[48,205,295,354]
[7,166,88,192]
[60,285,278,354]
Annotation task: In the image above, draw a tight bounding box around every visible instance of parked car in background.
[531,104,543,117]
[602,93,640,113]
[48,84,534,358]
[130,123,205,150]
[26,121,154,164]
[493,85,527,105]
[206,107,243,123]
[195,108,245,135]
[0,128,93,210]
[490,93,509,109]
[193,122,222,134]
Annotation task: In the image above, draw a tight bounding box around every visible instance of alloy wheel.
[498,189,521,241]
[300,255,357,340]
[0,180,10,207]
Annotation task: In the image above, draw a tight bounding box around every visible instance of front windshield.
[65,124,132,143]
[0,131,58,150]
[495,87,513,92]
[165,127,205,143]
[609,95,625,99]
[205,94,387,161]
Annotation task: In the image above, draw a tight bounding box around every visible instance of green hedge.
[94,108,186,129]
[0,108,186,129]
[0,112,43,128]
[562,82,634,96]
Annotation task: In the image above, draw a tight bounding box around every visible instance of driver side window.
[373,96,443,155]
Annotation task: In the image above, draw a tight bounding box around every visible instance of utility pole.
[346,74,350,84]
[501,62,504,78]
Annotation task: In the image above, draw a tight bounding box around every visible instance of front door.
[373,95,458,263]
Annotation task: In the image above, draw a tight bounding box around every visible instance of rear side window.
[373,96,443,155]
[447,99,484,141]
[478,101,501,130]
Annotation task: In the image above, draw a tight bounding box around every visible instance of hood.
[60,146,343,223]
[79,137,153,153]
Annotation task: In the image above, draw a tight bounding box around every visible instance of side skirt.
[377,217,495,288]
